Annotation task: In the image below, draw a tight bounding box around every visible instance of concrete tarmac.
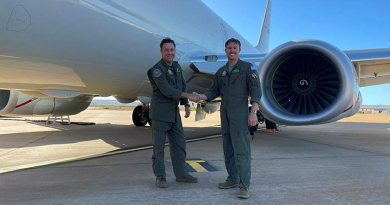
[0,110,389,205]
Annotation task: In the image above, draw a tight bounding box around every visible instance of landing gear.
[132,105,151,127]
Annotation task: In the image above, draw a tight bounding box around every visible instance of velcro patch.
[250,65,257,70]
[153,69,162,77]
[231,69,240,74]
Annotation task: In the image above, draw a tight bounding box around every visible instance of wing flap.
[345,48,390,87]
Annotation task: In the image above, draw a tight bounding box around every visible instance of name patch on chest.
[168,69,174,75]
[231,69,240,74]
[221,70,227,77]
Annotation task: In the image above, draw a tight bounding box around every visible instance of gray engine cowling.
[0,90,93,117]
[258,40,359,125]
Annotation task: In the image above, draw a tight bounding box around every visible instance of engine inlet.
[272,51,340,115]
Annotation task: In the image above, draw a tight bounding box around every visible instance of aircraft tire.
[132,105,148,127]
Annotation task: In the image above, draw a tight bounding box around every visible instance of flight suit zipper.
[172,66,178,123]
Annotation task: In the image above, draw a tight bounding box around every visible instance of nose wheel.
[132,105,151,126]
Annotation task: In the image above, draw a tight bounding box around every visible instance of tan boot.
[176,174,198,183]
[218,180,239,189]
[156,178,168,188]
[237,187,250,199]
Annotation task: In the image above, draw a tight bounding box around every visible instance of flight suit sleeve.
[204,74,220,101]
[179,65,188,105]
[247,65,261,105]
[150,67,182,100]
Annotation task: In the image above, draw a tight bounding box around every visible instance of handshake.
[187,92,203,102]
[181,92,207,102]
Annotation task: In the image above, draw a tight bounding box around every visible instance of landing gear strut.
[132,104,151,126]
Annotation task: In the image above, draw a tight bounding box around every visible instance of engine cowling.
[259,40,361,125]
[0,90,93,117]
[194,102,220,121]
[200,102,220,114]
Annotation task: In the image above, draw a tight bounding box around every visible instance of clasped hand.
[188,92,201,102]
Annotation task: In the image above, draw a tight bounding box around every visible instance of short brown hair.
[225,38,241,48]
[160,37,176,49]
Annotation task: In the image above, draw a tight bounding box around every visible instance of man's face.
[225,42,241,61]
[161,42,175,64]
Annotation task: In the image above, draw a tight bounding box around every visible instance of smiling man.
[147,37,198,188]
[193,38,261,199]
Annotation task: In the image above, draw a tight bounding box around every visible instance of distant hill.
[362,105,390,108]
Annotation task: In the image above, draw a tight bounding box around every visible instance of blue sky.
[201,0,390,105]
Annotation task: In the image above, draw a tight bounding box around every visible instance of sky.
[200,0,390,105]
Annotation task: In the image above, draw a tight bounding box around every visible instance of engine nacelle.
[259,40,361,125]
[0,90,93,117]
[200,102,220,114]
[194,102,220,121]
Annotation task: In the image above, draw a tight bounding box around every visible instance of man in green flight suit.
[193,38,261,199]
[147,37,198,188]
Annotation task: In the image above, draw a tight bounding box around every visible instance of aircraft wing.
[190,49,390,88]
[189,53,266,75]
[345,48,390,87]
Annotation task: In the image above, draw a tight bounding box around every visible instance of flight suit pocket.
[167,75,176,86]
[231,73,248,97]
[220,75,227,86]
[219,75,227,96]
[176,75,182,90]
[236,130,251,157]
[249,70,260,86]
[234,76,248,97]
[152,120,170,132]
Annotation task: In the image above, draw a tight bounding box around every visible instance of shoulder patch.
[153,69,162,77]
[250,64,257,71]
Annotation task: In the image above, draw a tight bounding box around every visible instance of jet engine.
[195,102,220,121]
[258,40,361,125]
[200,102,220,114]
[0,90,93,117]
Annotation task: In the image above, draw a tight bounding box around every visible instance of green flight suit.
[204,59,261,189]
[147,59,189,179]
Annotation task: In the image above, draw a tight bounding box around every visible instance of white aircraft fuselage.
[0,0,257,101]
[1,0,389,126]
